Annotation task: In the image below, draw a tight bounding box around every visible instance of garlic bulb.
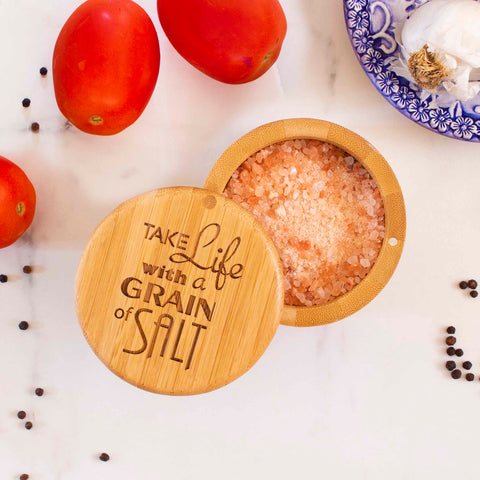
[401,0,480,101]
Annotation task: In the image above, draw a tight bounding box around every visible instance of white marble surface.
[2,0,480,478]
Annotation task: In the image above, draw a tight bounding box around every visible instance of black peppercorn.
[462,361,472,370]
[25,421,33,430]
[31,122,40,133]
[446,361,456,371]
[446,326,456,334]
[0,274,8,283]
[446,336,456,346]
[17,410,26,420]
[23,265,32,274]
[451,369,462,379]
[466,373,475,381]
[470,290,478,298]
[447,347,456,356]
[468,279,478,289]
[20,474,29,480]
[18,321,29,331]
[459,281,468,289]
[99,453,110,462]
[22,98,31,108]
[455,349,464,357]
[35,388,44,397]
[39,67,48,76]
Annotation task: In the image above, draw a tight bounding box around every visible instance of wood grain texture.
[75,187,284,395]
[204,118,406,327]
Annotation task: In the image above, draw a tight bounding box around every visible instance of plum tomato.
[0,156,36,249]
[157,0,287,84]
[53,0,160,136]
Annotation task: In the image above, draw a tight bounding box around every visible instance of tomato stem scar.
[16,202,26,216]
[262,51,273,65]
[89,115,104,125]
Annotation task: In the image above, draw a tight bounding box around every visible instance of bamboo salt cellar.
[205,118,406,327]
[75,118,406,395]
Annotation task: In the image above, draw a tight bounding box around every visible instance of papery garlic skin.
[401,0,480,101]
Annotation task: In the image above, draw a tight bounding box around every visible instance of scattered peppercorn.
[468,279,478,289]
[466,373,475,381]
[24,421,33,430]
[99,453,110,462]
[446,326,456,334]
[22,98,31,108]
[451,369,462,379]
[462,361,472,370]
[31,122,40,133]
[470,290,478,298]
[17,411,26,420]
[39,67,48,76]
[20,474,29,480]
[446,336,456,346]
[35,388,44,397]
[23,265,32,274]
[459,281,468,289]
[446,361,456,371]
[0,274,8,283]
[455,349,464,357]
[447,347,456,356]
[18,321,29,331]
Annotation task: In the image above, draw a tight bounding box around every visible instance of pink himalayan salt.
[224,139,385,307]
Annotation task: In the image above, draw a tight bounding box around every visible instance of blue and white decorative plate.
[344,0,480,142]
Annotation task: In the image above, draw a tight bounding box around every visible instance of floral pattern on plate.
[343,0,480,142]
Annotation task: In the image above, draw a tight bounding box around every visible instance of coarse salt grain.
[224,139,385,306]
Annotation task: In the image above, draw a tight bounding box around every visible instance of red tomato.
[0,157,36,249]
[53,0,160,136]
[157,0,287,84]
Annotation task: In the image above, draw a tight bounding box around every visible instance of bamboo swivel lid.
[75,187,284,395]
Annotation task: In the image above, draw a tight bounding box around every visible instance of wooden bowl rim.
[204,118,406,327]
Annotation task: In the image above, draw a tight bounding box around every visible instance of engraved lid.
[75,187,284,395]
